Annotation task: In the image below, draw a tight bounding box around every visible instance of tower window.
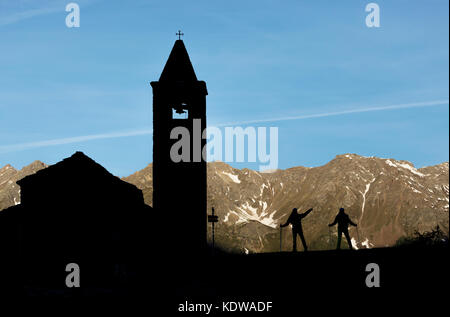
[172,103,189,119]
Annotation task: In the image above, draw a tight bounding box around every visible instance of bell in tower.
[150,36,208,256]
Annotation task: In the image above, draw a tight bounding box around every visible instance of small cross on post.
[176,30,184,40]
[208,207,219,255]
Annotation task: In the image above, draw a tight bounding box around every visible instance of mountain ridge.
[1,154,448,253]
[121,153,449,253]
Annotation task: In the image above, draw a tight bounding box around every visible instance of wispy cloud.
[0,128,153,154]
[0,0,60,26]
[213,100,449,126]
[0,6,58,26]
[0,99,447,153]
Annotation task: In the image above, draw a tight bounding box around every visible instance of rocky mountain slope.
[123,154,449,253]
[1,154,448,253]
[0,160,47,209]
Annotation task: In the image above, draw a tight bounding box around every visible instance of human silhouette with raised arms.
[329,208,357,250]
[280,208,313,252]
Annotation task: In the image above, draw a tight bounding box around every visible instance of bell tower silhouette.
[151,37,208,255]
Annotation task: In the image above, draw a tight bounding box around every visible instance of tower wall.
[151,80,207,255]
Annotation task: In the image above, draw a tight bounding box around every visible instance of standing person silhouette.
[328,208,357,250]
[280,208,313,252]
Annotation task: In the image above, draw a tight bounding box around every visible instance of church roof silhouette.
[159,39,198,82]
[17,151,138,194]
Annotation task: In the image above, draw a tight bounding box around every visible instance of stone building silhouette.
[0,151,150,288]
[151,39,208,255]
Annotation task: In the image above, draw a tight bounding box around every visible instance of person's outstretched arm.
[329,216,338,227]
[349,219,357,226]
[280,211,294,227]
[302,208,313,217]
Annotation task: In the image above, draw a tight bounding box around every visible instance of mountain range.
[1,154,448,253]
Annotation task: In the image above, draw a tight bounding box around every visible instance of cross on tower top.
[176,30,184,40]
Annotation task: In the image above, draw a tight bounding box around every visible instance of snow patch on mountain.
[222,171,241,183]
[260,183,268,196]
[260,210,277,228]
[261,201,268,212]
[385,159,427,177]
[361,238,374,249]
[351,238,358,250]
[359,178,375,221]
[228,201,278,228]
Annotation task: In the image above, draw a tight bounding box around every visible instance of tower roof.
[159,40,198,82]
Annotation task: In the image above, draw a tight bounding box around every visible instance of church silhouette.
[0,151,151,291]
[0,38,209,294]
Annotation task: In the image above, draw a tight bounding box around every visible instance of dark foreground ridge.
[0,245,448,312]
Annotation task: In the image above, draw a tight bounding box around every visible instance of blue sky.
[0,0,448,176]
